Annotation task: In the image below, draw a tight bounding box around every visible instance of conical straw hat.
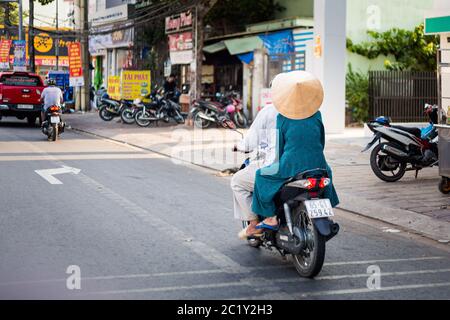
[270,71,324,120]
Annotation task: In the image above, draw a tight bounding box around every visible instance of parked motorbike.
[362,104,439,182]
[191,90,248,129]
[98,93,132,122]
[223,120,339,278]
[134,90,185,127]
[42,104,65,141]
[216,91,248,128]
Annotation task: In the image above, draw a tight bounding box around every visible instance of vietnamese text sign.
[165,11,193,34]
[121,70,151,100]
[0,40,11,69]
[68,42,84,87]
[13,40,26,71]
[168,32,193,51]
[107,76,121,100]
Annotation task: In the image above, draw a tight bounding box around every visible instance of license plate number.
[17,104,34,109]
[305,199,334,219]
[50,116,60,124]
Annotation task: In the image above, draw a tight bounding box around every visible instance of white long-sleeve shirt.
[237,104,278,167]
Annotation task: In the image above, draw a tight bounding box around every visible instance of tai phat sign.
[165,11,193,34]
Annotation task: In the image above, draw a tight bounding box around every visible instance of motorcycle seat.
[391,125,422,138]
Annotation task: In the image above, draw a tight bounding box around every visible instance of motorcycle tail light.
[319,178,331,188]
[49,106,60,112]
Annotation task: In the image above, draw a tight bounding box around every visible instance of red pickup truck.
[0,71,46,125]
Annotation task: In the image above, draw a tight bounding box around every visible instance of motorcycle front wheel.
[234,110,248,128]
[193,111,211,129]
[291,206,326,278]
[439,177,450,194]
[135,110,153,127]
[174,110,185,124]
[370,143,406,182]
[99,106,114,121]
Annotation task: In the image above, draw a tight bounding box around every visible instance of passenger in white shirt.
[230,104,278,238]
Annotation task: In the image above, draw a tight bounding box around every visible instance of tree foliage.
[346,64,369,123]
[205,0,285,36]
[347,24,439,71]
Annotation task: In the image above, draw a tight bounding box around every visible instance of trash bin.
[436,124,450,194]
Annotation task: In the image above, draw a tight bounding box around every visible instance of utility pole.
[81,0,90,112]
[55,0,59,70]
[29,0,35,72]
[18,0,23,40]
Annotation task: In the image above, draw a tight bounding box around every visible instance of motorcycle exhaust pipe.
[382,145,408,159]
[197,112,216,123]
[326,222,340,241]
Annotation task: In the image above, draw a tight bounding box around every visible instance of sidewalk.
[65,112,450,243]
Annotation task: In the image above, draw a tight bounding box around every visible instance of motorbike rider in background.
[40,79,64,126]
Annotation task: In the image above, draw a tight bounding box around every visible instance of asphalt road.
[0,119,449,300]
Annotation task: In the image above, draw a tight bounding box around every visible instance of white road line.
[88,281,249,295]
[297,282,450,298]
[324,256,444,266]
[0,257,445,287]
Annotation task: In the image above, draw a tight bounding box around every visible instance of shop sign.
[0,40,11,69]
[107,76,121,100]
[168,32,193,52]
[91,4,129,26]
[165,11,193,34]
[13,40,27,71]
[68,42,84,87]
[121,70,151,100]
[89,26,133,54]
[170,50,193,65]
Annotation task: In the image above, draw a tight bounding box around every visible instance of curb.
[69,123,450,244]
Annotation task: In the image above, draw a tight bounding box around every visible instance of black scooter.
[224,121,339,278]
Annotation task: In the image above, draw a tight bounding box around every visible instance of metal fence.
[369,71,438,122]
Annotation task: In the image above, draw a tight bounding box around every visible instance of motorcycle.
[42,104,65,141]
[134,90,185,127]
[223,120,339,278]
[362,104,439,182]
[216,91,248,128]
[98,93,132,122]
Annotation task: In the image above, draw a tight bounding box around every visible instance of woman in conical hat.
[250,70,339,231]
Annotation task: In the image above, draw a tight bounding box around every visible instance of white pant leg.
[230,162,260,221]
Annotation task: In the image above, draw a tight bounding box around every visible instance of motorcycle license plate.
[50,116,60,124]
[304,199,334,219]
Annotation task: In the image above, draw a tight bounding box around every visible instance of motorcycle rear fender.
[362,132,382,152]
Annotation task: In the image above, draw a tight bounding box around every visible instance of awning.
[223,36,263,55]
[203,36,263,56]
[203,41,227,54]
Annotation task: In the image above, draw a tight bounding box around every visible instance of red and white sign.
[165,11,193,34]
[259,88,273,111]
[68,42,84,86]
[168,32,193,52]
[0,40,12,69]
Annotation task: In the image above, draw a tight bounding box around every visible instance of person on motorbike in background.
[163,73,178,101]
[40,79,64,126]
[230,103,278,239]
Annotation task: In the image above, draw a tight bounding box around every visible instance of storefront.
[88,1,134,89]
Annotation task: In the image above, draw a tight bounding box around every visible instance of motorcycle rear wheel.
[370,143,407,182]
[439,177,450,194]
[51,124,58,141]
[99,106,114,121]
[121,107,136,124]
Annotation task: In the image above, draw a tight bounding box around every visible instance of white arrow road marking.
[35,166,81,185]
